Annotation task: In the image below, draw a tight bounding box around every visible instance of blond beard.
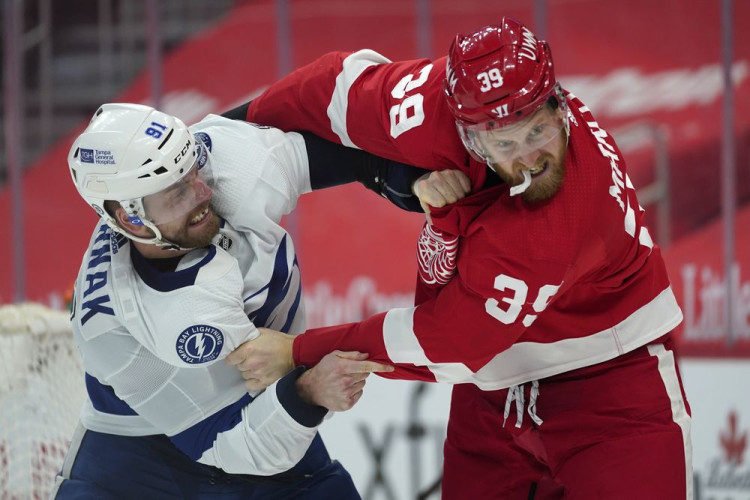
[493,135,568,203]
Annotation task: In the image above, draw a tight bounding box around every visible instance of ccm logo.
[173,139,192,164]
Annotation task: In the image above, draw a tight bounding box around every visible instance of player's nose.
[193,176,212,202]
[518,148,542,167]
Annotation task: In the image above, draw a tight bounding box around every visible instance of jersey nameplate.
[79,225,116,325]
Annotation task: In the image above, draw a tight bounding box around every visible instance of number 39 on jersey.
[388,64,433,139]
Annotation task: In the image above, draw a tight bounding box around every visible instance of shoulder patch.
[176,324,224,364]
[195,131,212,151]
[195,131,212,169]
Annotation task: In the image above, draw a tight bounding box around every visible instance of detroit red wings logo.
[417,223,458,286]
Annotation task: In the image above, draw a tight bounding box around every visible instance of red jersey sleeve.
[293,243,567,389]
[247,50,486,187]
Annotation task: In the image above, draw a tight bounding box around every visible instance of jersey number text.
[389,64,433,139]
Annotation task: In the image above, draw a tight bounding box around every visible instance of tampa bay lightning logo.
[194,132,212,169]
[195,132,212,151]
[176,324,224,364]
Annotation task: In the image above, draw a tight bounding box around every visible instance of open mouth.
[189,206,210,226]
[527,160,549,178]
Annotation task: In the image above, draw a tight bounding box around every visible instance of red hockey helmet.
[444,18,566,163]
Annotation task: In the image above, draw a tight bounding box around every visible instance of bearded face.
[141,162,220,248]
[154,201,221,249]
[488,129,568,203]
[470,104,569,203]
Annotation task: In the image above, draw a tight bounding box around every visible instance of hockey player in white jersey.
[53,103,430,499]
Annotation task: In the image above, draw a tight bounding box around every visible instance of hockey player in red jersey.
[230,17,693,499]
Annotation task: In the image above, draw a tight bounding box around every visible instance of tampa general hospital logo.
[176,324,224,364]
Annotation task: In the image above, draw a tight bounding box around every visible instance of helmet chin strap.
[138,218,194,251]
[103,213,194,252]
[116,198,194,251]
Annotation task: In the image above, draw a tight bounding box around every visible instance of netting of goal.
[0,303,86,499]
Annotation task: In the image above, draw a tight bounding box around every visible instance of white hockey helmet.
[68,103,212,248]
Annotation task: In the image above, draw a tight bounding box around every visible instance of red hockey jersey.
[247,50,683,389]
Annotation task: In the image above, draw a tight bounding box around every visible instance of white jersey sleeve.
[190,115,312,233]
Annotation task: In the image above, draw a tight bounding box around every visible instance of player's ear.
[111,204,153,238]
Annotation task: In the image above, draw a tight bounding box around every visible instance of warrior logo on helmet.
[492,104,510,118]
[445,58,458,94]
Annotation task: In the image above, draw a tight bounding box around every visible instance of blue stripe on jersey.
[281,257,302,333]
[85,373,138,416]
[169,393,253,461]
[131,244,217,292]
[246,235,302,333]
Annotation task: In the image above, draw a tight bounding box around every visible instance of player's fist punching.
[412,169,471,223]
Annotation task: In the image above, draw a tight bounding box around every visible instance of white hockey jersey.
[70,115,324,475]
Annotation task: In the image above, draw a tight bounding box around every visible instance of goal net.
[0,303,86,499]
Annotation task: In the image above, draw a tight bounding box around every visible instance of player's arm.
[87,333,388,476]
[237,50,465,171]
[232,123,468,223]
[295,275,519,380]
[226,276,513,387]
[84,336,388,474]
[229,258,565,390]
[224,51,363,146]
[225,101,453,213]
[301,130,430,212]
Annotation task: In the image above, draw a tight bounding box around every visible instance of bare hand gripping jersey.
[70,116,323,475]
[247,50,684,389]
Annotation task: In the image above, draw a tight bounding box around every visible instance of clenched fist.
[412,169,472,223]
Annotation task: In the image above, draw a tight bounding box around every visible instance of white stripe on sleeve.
[383,286,683,390]
[327,49,391,148]
[382,307,475,383]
